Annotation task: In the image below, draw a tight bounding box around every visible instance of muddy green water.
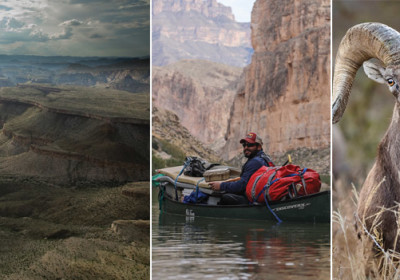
[152,192,330,280]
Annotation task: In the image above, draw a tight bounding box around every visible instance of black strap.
[204,163,221,171]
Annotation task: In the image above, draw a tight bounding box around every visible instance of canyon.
[152,0,252,67]
[152,0,330,175]
[0,84,149,185]
[0,56,150,278]
[0,55,149,94]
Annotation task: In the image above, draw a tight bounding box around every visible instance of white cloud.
[60,19,83,26]
[0,0,150,57]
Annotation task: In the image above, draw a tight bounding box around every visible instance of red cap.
[240,132,263,145]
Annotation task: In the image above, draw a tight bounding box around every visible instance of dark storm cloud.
[0,0,149,57]
[90,33,104,39]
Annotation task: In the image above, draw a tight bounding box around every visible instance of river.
[152,190,330,280]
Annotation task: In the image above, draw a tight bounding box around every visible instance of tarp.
[156,165,240,189]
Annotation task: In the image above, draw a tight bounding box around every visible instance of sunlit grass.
[333,179,400,279]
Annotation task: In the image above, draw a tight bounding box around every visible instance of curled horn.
[332,22,400,123]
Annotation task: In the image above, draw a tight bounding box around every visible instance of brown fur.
[357,103,400,252]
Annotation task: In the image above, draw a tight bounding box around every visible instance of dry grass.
[333,179,400,279]
[0,179,149,279]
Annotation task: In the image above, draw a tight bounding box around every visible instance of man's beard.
[244,149,258,158]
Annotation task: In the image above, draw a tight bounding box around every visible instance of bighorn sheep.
[333,22,400,252]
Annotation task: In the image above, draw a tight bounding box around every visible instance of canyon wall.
[153,60,242,147]
[223,0,330,160]
[152,0,252,67]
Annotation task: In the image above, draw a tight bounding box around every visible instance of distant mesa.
[0,55,150,94]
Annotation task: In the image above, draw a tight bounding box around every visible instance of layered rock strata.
[0,56,149,94]
[152,60,242,148]
[152,0,252,67]
[0,85,149,185]
[223,0,330,160]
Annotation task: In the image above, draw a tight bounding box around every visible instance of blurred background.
[332,0,400,189]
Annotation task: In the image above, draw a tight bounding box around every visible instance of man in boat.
[208,132,274,205]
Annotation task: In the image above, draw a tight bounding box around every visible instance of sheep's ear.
[363,59,386,84]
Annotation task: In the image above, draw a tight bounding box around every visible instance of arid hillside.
[152,106,220,171]
[0,84,149,185]
[0,180,150,279]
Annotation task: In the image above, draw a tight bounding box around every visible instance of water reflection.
[153,205,330,279]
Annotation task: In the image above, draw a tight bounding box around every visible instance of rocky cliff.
[224,0,330,163]
[153,60,242,147]
[152,0,252,67]
[0,85,149,185]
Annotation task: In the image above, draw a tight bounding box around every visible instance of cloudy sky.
[0,0,149,57]
[217,0,256,22]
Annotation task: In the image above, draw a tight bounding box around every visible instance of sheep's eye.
[387,78,395,87]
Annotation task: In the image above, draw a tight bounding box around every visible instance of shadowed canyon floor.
[0,180,149,279]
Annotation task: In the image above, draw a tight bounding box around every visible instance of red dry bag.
[245,164,321,203]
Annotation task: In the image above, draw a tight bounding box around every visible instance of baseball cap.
[240,132,263,145]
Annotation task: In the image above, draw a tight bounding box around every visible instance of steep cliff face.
[224,0,330,161]
[152,0,252,67]
[152,60,242,147]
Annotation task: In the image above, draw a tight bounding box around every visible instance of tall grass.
[333,179,400,279]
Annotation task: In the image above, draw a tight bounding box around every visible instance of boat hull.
[159,190,330,223]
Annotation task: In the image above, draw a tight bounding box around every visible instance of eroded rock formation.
[0,85,149,185]
[224,0,330,161]
[152,0,252,67]
[153,60,242,148]
[0,56,150,94]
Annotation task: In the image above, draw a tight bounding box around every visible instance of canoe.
[154,165,330,223]
[156,181,330,223]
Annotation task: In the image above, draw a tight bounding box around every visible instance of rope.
[195,178,205,203]
[173,160,191,201]
[264,190,282,223]
[253,167,309,223]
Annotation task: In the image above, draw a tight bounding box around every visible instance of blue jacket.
[220,150,273,194]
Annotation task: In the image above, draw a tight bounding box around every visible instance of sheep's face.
[363,60,400,100]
